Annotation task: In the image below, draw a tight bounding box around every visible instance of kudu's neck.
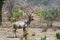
[25,15,32,26]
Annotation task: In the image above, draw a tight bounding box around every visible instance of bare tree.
[4,0,15,21]
[19,4,43,14]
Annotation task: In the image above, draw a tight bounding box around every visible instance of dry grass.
[0,27,59,40]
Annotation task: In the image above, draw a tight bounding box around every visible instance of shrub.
[38,8,60,22]
[41,35,46,40]
[56,32,60,39]
[11,8,23,22]
[12,9,23,18]
[11,18,17,22]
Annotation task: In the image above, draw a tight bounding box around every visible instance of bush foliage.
[11,8,23,22]
[12,9,23,18]
[56,32,60,39]
[38,8,60,22]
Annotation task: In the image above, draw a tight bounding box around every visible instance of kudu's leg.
[13,24,17,38]
[14,28,17,38]
[23,27,28,40]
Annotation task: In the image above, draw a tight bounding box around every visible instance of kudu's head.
[27,14,34,21]
[24,13,34,26]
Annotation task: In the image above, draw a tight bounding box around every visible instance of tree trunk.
[0,0,4,25]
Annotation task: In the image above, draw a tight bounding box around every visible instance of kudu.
[12,14,34,38]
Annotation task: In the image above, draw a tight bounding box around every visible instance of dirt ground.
[0,27,60,40]
[2,14,60,40]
